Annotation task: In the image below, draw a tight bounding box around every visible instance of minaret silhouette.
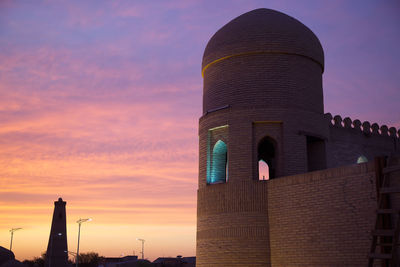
[45,198,68,267]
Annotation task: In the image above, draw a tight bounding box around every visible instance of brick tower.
[196,8,325,266]
[45,198,68,267]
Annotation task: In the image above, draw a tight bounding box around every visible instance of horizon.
[1,0,399,262]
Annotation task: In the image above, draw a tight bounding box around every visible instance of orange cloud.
[0,50,199,260]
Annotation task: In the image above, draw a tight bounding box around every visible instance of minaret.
[45,198,68,267]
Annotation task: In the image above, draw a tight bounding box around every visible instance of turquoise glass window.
[210,140,227,184]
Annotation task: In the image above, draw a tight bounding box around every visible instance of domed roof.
[202,8,324,74]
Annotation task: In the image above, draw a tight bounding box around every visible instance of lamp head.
[77,218,92,224]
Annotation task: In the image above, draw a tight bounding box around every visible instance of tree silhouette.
[77,252,104,267]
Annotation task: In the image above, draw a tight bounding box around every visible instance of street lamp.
[76,218,91,267]
[136,238,145,259]
[9,228,22,251]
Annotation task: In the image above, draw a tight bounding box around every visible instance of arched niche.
[210,140,227,184]
[258,136,276,179]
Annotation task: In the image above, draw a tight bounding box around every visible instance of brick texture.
[196,7,400,267]
[267,163,377,266]
[196,162,387,266]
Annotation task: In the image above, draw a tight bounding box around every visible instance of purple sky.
[0,0,399,260]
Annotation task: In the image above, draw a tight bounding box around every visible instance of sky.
[0,0,399,262]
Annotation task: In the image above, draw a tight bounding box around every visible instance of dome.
[202,8,324,74]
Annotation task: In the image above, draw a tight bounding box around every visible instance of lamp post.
[9,228,22,251]
[76,218,91,267]
[136,238,145,259]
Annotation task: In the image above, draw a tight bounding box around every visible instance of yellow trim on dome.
[202,51,267,77]
[201,50,323,77]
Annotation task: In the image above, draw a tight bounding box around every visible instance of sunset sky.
[1,0,399,261]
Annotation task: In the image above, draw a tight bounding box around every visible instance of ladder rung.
[377,209,396,214]
[372,230,395,236]
[369,253,392,259]
[383,165,400,174]
[380,187,400,194]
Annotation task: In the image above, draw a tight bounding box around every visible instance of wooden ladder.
[368,158,400,267]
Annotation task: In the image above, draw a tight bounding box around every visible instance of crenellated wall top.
[325,113,399,139]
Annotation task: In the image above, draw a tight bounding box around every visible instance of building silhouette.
[45,198,68,267]
[196,8,400,266]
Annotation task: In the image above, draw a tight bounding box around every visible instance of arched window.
[258,137,276,179]
[210,140,227,183]
[258,159,269,180]
[357,155,368,164]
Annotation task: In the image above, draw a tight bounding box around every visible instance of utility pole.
[137,238,145,259]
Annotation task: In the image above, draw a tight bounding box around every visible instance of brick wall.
[197,162,382,266]
[203,53,323,115]
[197,181,271,266]
[267,162,377,266]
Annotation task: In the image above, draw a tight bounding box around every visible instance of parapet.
[325,113,400,139]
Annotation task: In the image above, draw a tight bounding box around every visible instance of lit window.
[357,156,368,163]
[258,160,269,180]
[258,137,276,179]
[210,140,227,183]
